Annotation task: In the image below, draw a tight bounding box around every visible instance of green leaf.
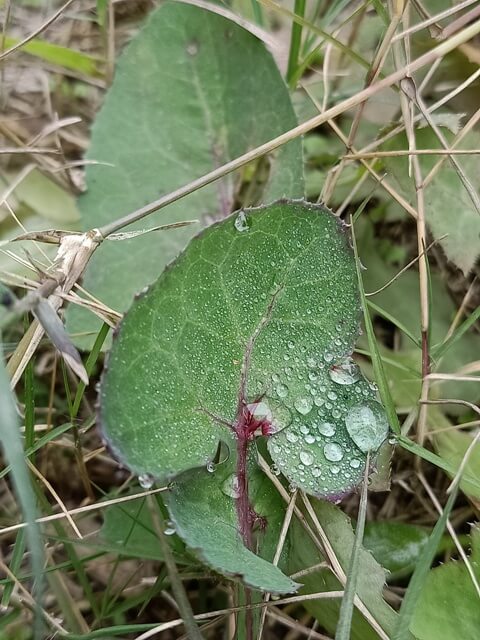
[410,526,480,640]
[381,127,480,275]
[66,0,303,348]
[100,201,388,498]
[167,463,298,593]
[363,522,429,575]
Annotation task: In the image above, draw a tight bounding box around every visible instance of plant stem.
[286,0,306,87]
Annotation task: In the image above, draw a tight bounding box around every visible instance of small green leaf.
[167,464,298,593]
[66,0,303,349]
[100,201,388,498]
[410,527,480,640]
[363,522,429,575]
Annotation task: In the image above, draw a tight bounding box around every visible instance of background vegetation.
[1,1,480,639]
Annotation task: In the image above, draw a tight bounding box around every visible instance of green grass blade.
[2,36,102,77]
[392,486,459,640]
[396,435,480,493]
[432,304,480,360]
[335,457,370,640]
[366,300,421,349]
[1,530,26,607]
[0,344,44,636]
[71,322,109,418]
[351,218,402,435]
[287,0,306,86]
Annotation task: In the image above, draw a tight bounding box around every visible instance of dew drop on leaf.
[294,397,313,415]
[329,357,361,385]
[345,404,389,453]
[221,473,241,498]
[299,450,314,466]
[164,521,176,535]
[323,442,344,462]
[138,473,154,489]
[276,383,289,398]
[234,211,249,232]
[318,422,335,437]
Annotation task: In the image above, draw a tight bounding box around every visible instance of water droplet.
[222,474,240,498]
[294,397,313,415]
[305,434,315,444]
[324,442,344,462]
[286,430,299,443]
[288,482,298,492]
[350,458,361,469]
[276,384,289,398]
[331,465,340,475]
[308,371,318,381]
[329,358,361,385]
[206,462,216,473]
[272,373,280,383]
[271,464,281,476]
[324,352,334,363]
[307,356,316,367]
[318,422,335,437]
[138,474,154,489]
[345,404,389,452]
[299,450,314,466]
[247,401,272,422]
[312,467,322,477]
[287,340,295,349]
[234,211,249,232]
[314,396,325,407]
[164,521,176,536]
[299,424,309,435]
[327,391,337,401]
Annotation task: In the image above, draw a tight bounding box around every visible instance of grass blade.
[335,454,370,640]
[0,342,44,636]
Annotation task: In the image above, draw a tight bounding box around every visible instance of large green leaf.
[100,200,388,497]
[66,1,303,348]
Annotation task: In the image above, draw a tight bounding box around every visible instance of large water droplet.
[299,450,314,466]
[222,474,240,498]
[234,211,249,232]
[138,473,154,489]
[329,358,361,385]
[350,458,361,469]
[318,422,335,437]
[345,404,389,452]
[294,397,313,415]
[247,401,272,422]
[305,434,315,444]
[276,383,289,398]
[324,442,344,462]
